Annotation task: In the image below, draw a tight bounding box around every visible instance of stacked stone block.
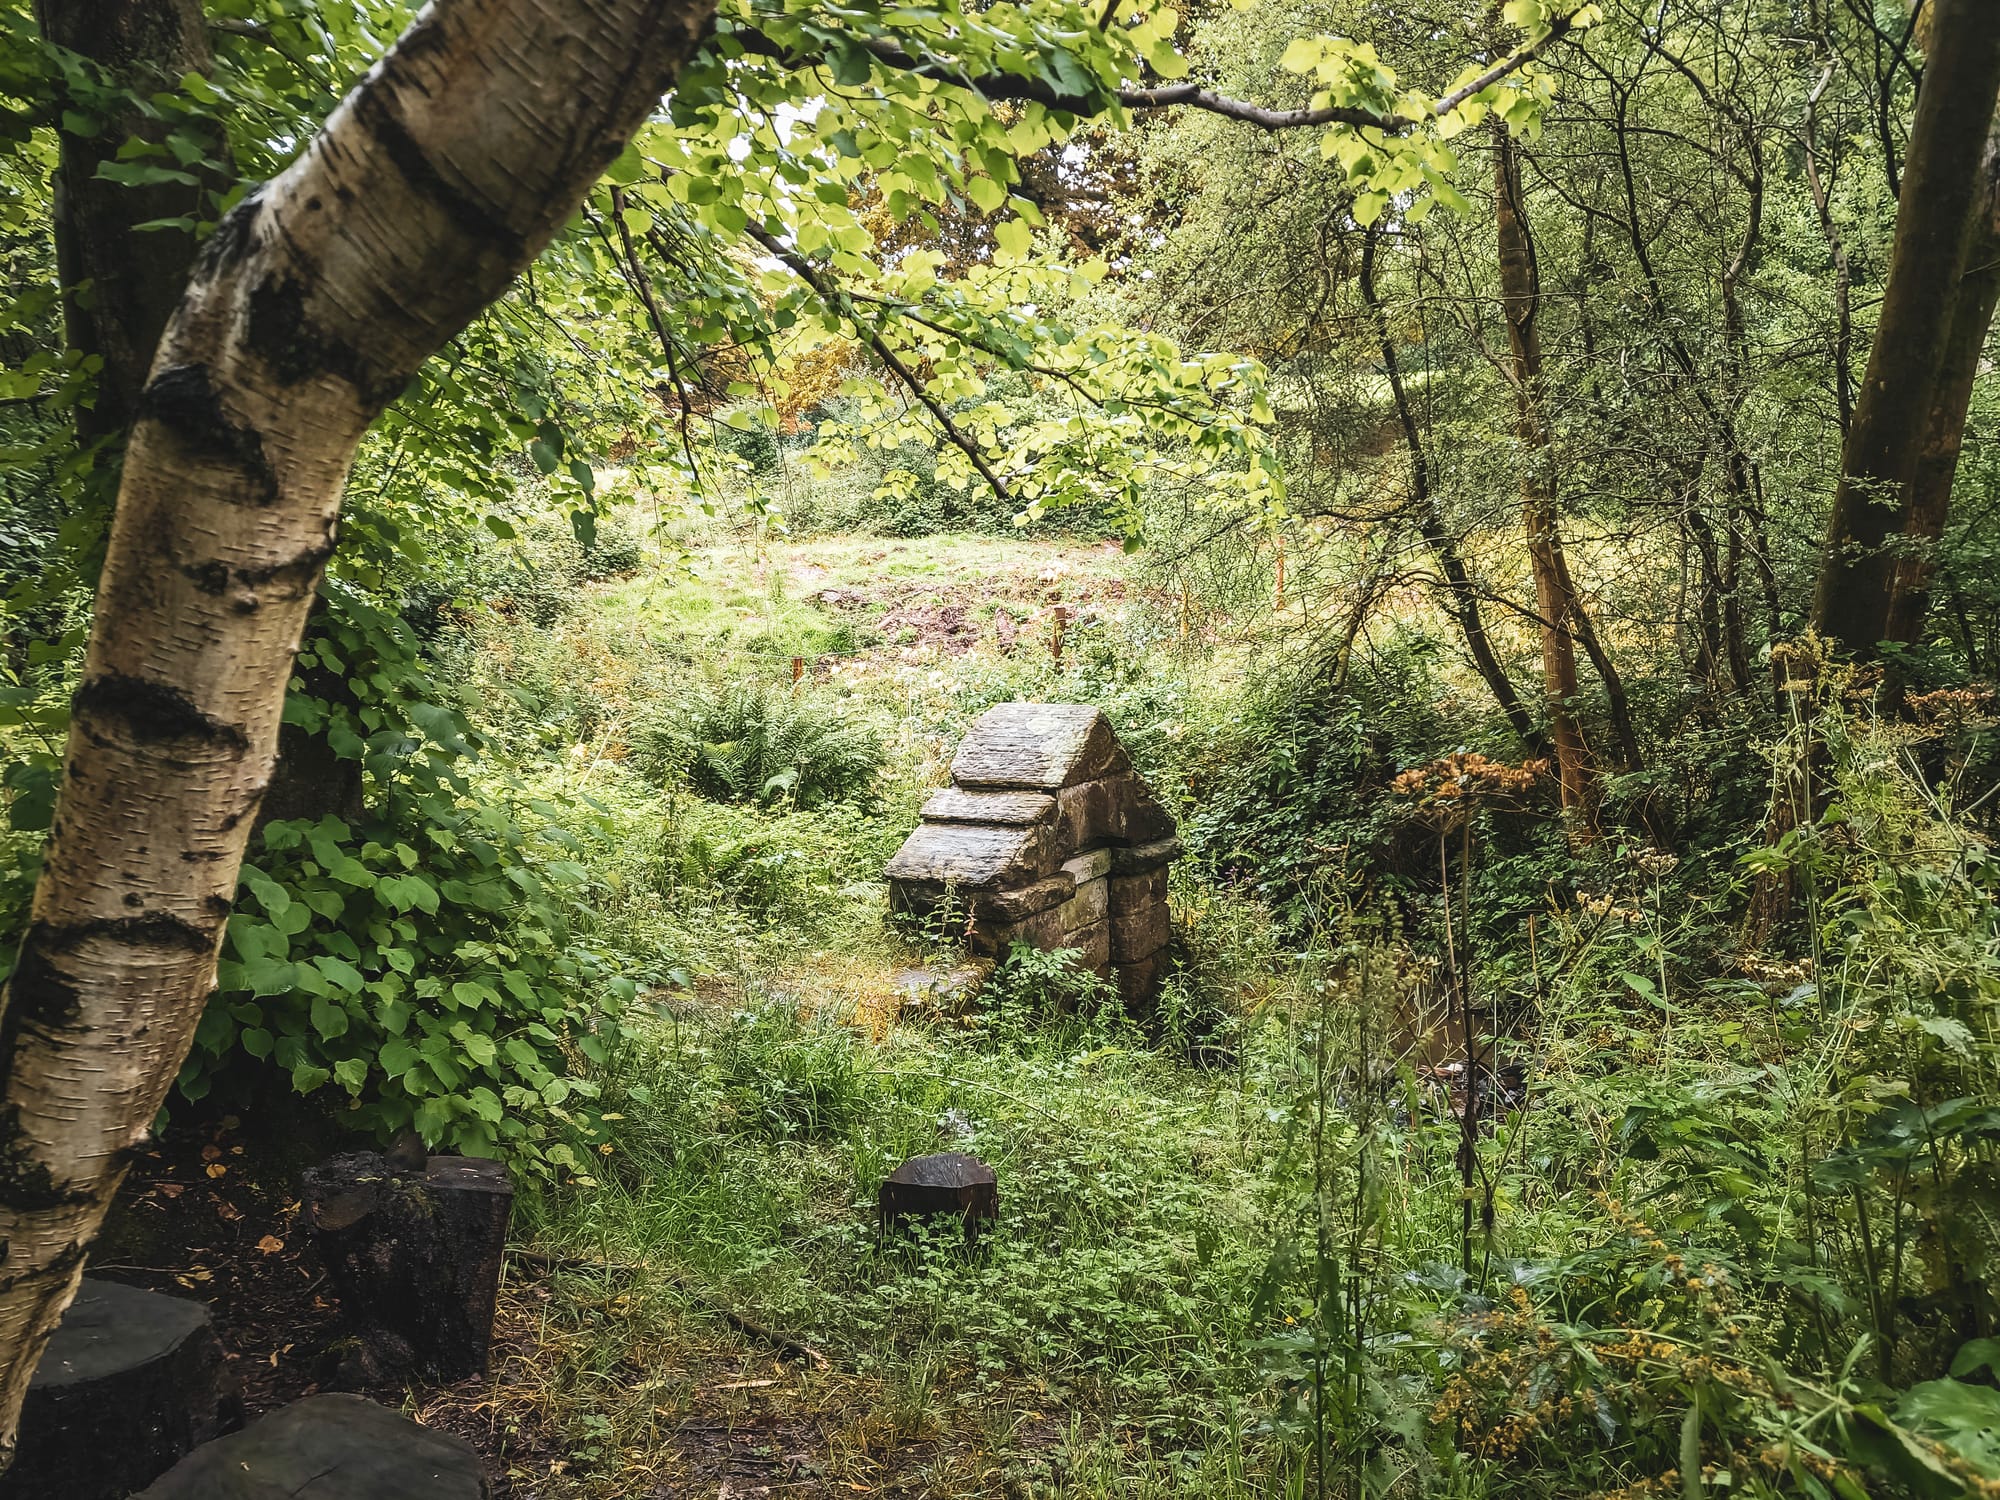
[885,703,1179,1006]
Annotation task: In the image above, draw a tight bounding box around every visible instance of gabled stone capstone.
[886,703,1179,1005]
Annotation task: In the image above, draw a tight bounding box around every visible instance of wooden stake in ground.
[1052,605,1069,664]
[791,655,805,686]
[0,0,716,1463]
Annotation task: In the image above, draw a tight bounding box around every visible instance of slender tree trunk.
[1804,64,1856,438]
[1493,120,1597,813]
[1882,136,2000,652]
[0,0,714,1461]
[1812,0,2000,657]
[34,0,218,448]
[1359,230,1544,755]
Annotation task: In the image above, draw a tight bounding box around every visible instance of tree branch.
[743,223,1018,504]
[725,8,1588,136]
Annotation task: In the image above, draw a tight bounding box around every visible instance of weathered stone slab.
[949,703,1129,790]
[1112,865,1169,913]
[894,963,991,1013]
[0,1278,237,1500]
[136,1394,488,1499]
[1111,897,1171,963]
[1114,949,1177,1009]
[1057,874,1109,935]
[920,787,1056,826]
[983,874,1077,921]
[884,822,1053,890]
[900,873,1074,926]
[1057,775,1175,848]
[1065,918,1111,973]
[1061,847,1113,883]
[1110,836,1183,876]
[981,904,1065,955]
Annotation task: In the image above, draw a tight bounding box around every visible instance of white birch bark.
[0,0,714,1456]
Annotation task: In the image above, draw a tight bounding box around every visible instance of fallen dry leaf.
[256,1235,285,1255]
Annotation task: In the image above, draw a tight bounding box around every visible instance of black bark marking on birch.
[192,189,264,283]
[0,1239,89,1289]
[349,84,529,263]
[243,272,402,411]
[1,947,84,1034]
[137,364,280,505]
[72,675,251,758]
[177,542,337,600]
[32,914,215,957]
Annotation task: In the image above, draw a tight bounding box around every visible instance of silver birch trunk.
[0,0,714,1458]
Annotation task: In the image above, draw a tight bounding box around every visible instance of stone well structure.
[884,703,1180,1005]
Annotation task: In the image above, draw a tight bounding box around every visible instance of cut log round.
[0,1277,237,1500]
[303,1150,514,1387]
[135,1393,488,1498]
[878,1153,999,1245]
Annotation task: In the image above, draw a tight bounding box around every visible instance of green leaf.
[967,175,1008,214]
[458,1029,497,1067]
[993,218,1033,260]
[290,1063,331,1095]
[604,144,647,185]
[1898,1380,2000,1475]
[315,955,364,993]
[310,996,350,1041]
[528,438,560,474]
[1950,1338,2000,1382]
[1680,1397,1702,1500]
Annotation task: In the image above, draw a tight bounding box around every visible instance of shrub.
[631,681,883,810]
[179,585,635,1179]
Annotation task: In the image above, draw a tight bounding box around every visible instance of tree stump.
[302,1149,513,1386]
[135,1393,488,1498]
[878,1153,998,1245]
[0,1278,237,1500]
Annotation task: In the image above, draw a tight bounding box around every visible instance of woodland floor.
[91,528,1218,1499]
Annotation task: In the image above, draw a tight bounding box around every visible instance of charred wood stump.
[0,1278,238,1500]
[878,1153,998,1246]
[302,1148,513,1387]
[135,1393,488,1498]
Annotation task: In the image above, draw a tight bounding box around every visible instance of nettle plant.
[181,584,635,1179]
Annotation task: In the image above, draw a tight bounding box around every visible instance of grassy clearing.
[414,523,1310,1495]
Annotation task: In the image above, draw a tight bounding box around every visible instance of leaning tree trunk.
[1812,0,2000,658]
[0,0,714,1462]
[1492,119,1598,817]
